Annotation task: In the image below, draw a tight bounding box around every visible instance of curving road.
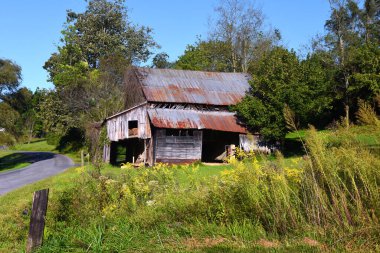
[0,152,75,195]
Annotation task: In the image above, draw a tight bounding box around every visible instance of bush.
[0,132,16,147]
[46,127,85,152]
[57,127,85,152]
[46,132,60,147]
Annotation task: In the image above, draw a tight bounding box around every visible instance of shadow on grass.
[0,152,55,172]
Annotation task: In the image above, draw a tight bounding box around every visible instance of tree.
[322,0,380,125]
[174,39,233,72]
[44,0,158,88]
[347,43,380,101]
[43,0,158,156]
[1,87,33,114]
[0,58,22,97]
[0,102,20,137]
[152,52,172,69]
[234,47,334,141]
[60,0,157,69]
[210,0,279,72]
[362,0,380,43]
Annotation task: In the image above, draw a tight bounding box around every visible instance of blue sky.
[0,0,331,91]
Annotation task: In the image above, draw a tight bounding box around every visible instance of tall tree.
[362,0,380,43]
[210,0,279,72]
[174,39,233,72]
[322,0,380,125]
[152,52,172,69]
[44,0,157,84]
[234,47,334,141]
[0,59,22,97]
[43,0,158,156]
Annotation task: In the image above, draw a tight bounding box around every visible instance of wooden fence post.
[26,189,49,253]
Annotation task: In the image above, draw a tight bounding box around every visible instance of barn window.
[166,129,179,136]
[128,120,138,137]
[165,129,194,136]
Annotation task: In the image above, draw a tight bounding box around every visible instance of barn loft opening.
[128,120,138,137]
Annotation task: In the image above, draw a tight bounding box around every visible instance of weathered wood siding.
[107,105,151,142]
[124,67,146,109]
[154,129,202,163]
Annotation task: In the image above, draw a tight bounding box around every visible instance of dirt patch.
[256,239,280,248]
[183,236,226,249]
[302,237,320,247]
[201,162,227,166]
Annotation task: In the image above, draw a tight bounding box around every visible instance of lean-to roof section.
[147,108,247,133]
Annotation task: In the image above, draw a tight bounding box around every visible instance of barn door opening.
[110,139,145,165]
[201,130,240,162]
[125,138,144,163]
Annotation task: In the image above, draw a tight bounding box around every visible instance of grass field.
[1,125,379,252]
[0,166,80,251]
[0,162,318,253]
[11,139,56,152]
[11,139,81,163]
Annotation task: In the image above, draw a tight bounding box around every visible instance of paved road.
[0,152,75,195]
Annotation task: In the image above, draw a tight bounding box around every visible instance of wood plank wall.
[107,105,151,142]
[154,129,202,163]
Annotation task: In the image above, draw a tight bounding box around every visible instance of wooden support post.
[26,189,49,253]
[81,150,84,167]
[103,144,110,163]
[144,139,147,165]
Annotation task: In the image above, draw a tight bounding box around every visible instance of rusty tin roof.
[133,67,251,106]
[147,108,247,133]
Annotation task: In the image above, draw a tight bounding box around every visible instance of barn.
[103,67,258,166]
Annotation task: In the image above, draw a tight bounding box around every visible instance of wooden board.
[154,129,202,162]
[107,105,151,141]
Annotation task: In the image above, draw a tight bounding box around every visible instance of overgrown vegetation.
[1,122,378,252]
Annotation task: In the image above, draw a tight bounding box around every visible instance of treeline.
[0,0,379,153]
[173,0,380,141]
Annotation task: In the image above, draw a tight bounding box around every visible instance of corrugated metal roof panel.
[147,108,248,133]
[134,68,251,106]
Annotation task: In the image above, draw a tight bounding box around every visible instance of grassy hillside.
[0,139,80,173]
[11,139,56,152]
[11,139,81,163]
[0,139,54,173]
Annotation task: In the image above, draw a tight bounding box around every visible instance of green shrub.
[0,132,16,147]
[45,132,60,146]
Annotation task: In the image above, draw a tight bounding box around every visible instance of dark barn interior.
[201,130,240,162]
[110,138,145,165]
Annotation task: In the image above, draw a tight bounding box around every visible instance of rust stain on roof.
[133,67,251,106]
[148,108,247,133]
